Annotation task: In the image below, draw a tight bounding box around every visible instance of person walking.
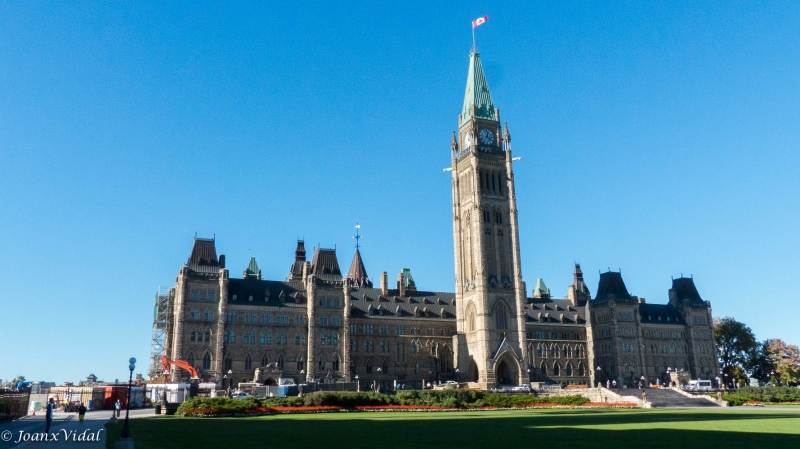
[77,403,87,425]
[45,398,54,433]
[115,399,121,418]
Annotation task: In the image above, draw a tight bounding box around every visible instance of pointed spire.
[461,50,497,127]
[503,122,510,143]
[451,131,459,151]
[346,248,371,287]
[573,263,590,297]
[244,256,261,280]
[532,278,550,298]
[288,240,307,281]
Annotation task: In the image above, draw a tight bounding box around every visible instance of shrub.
[177,397,263,415]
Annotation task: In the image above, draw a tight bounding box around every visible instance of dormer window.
[667,316,671,322]
[658,316,662,321]
[249,295,253,302]
[232,294,237,301]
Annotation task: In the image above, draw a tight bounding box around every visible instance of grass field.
[106,408,800,449]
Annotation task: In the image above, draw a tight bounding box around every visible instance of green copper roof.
[245,257,260,277]
[461,50,497,126]
[402,268,416,289]
[533,278,550,296]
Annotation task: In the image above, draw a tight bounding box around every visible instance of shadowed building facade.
[161,50,719,390]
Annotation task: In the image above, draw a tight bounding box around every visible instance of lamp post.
[121,358,136,440]
[222,375,227,390]
[723,372,728,390]
[377,367,382,393]
[596,366,602,388]
[455,368,460,382]
[300,370,305,396]
[355,375,359,392]
[526,368,531,384]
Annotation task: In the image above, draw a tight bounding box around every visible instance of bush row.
[722,387,800,406]
[178,391,590,414]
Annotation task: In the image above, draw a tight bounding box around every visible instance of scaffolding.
[148,286,174,380]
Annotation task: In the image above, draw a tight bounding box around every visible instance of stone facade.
[160,49,720,390]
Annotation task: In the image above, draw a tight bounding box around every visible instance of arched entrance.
[496,361,511,385]
[264,377,277,386]
[468,360,479,382]
[494,352,520,386]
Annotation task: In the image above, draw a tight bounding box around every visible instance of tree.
[765,339,800,386]
[747,340,773,382]
[135,373,144,381]
[714,317,757,371]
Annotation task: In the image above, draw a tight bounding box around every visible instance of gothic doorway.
[496,360,510,385]
[468,360,479,382]
[265,377,277,386]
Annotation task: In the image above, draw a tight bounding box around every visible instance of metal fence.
[0,391,30,423]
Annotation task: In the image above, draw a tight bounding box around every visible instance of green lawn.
[106,408,800,449]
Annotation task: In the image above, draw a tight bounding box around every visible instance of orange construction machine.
[161,356,199,382]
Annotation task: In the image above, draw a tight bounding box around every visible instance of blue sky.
[1,1,798,384]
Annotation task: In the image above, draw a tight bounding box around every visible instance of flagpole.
[472,25,475,51]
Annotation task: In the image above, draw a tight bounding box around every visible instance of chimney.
[397,271,406,297]
[219,254,226,269]
[380,271,388,296]
[302,261,310,281]
[639,297,646,304]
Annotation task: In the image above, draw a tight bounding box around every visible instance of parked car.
[511,385,531,392]
[231,392,253,399]
[444,380,459,385]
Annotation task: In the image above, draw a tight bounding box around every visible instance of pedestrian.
[606,379,610,389]
[115,399,121,418]
[45,397,54,433]
[77,403,87,425]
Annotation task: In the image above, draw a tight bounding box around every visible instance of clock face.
[463,133,473,147]
[479,128,494,145]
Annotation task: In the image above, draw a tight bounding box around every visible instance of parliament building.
[160,50,720,390]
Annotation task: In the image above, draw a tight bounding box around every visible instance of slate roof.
[524,298,587,325]
[226,278,305,308]
[348,287,456,321]
[671,277,703,304]
[346,248,372,287]
[187,238,220,274]
[639,303,685,325]
[595,271,632,301]
[310,248,342,283]
[461,50,498,126]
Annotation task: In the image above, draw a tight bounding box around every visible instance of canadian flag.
[472,16,488,28]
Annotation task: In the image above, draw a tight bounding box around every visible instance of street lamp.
[121,358,136,440]
[596,366,602,388]
[222,375,227,390]
[377,367,382,393]
[455,368,460,382]
[355,375,359,392]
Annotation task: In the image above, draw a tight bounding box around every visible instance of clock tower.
[451,50,528,388]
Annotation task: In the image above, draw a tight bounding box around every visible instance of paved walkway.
[0,408,154,448]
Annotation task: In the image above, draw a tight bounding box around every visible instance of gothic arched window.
[224,353,232,371]
[187,352,195,367]
[495,303,508,330]
[190,329,196,342]
[296,355,304,371]
[540,361,547,376]
[553,362,560,376]
[202,352,211,370]
[245,354,252,370]
[261,354,268,367]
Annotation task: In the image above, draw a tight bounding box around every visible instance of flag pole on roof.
[472,15,488,51]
